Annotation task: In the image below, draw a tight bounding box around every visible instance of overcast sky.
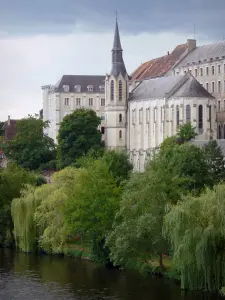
[1,0,225,121]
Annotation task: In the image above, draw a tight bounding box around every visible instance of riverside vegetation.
[1,111,225,295]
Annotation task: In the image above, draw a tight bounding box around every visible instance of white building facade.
[43,21,217,171]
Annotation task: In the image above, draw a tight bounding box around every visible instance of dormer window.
[87,85,93,92]
[75,85,81,92]
[63,85,70,92]
[99,85,105,93]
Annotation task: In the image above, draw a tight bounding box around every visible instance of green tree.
[0,164,37,246]
[177,123,197,142]
[164,184,225,293]
[1,115,56,170]
[65,159,121,262]
[106,154,187,270]
[57,109,103,169]
[202,140,225,185]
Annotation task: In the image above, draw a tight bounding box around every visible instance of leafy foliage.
[65,159,121,262]
[57,109,103,169]
[1,115,56,171]
[0,164,36,246]
[164,184,225,292]
[177,123,197,142]
[202,140,225,185]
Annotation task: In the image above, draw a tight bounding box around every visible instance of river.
[0,248,224,300]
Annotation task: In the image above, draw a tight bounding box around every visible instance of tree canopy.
[164,184,225,292]
[1,115,56,171]
[57,109,103,169]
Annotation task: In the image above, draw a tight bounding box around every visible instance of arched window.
[176,105,179,127]
[110,81,114,101]
[119,114,122,122]
[218,125,221,139]
[119,130,122,139]
[198,105,203,132]
[186,104,191,123]
[119,80,122,101]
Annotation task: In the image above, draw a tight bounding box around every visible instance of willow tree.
[11,184,55,252]
[34,167,77,254]
[164,184,225,292]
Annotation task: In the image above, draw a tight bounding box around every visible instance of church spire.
[110,19,127,77]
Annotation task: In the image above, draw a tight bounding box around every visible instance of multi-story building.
[43,21,217,171]
[42,75,106,143]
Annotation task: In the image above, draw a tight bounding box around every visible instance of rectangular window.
[195,69,198,77]
[101,113,105,120]
[154,107,156,122]
[218,81,221,93]
[101,127,105,134]
[76,98,81,106]
[206,83,209,91]
[139,109,143,124]
[101,98,105,106]
[132,109,136,124]
[218,100,221,111]
[206,67,209,75]
[89,98,93,106]
[218,65,221,74]
[212,82,215,93]
[146,108,150,123]
[212,66,215,75]
[200,68,203,76]
[64,98,69,106]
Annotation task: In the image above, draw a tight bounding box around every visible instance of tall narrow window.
[212,66,215,75]
[119,130,122,139]
[89,98,93,106]
[218,65,221,74]
[200,68,203,76]
[110,81,114,101]
[218,125,221,139]
[218,100,221,111]
[119,114,122,122]
[218,81,221,93]
[212,82,215,93]
[119,80,122,101]
[186,104,191,123]
[206,67,209,75]
[176,105,179,127]
[198,105,203,132]
[64,98,69,106]
[206,82,209,91]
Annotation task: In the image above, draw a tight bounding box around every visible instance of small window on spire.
[110,81,114,101]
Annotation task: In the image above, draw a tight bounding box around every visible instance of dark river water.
[0,248,224,300]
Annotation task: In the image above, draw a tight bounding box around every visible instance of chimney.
[187,39,196,52]
[7,115,10,126]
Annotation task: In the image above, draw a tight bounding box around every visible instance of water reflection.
[0,249,223,300]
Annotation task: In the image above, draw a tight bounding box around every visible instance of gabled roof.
[131,43,188,81]
[54,75,105,93]
[129,73,214,101]
[176,41,225,68]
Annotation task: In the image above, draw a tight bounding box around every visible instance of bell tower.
[105,19,129,150]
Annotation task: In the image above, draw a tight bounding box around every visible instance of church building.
[42,20,217,171]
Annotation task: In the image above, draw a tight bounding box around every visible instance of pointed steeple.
[110,20,127,77]
[112,20,122,51]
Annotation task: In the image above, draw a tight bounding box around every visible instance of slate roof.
[54,75,105,93]
[110,20,127,77]
[129,73,214,101]
[131,43,188,81]
[176,41,225,68]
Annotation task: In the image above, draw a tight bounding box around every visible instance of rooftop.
[51,75,105,93]
[130,73,213,101]
[176,40,225,68]
[131,43,188,81]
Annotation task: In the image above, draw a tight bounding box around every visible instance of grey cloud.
[1,0,225,39]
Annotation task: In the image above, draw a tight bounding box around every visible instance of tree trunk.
[159,253,164,270]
